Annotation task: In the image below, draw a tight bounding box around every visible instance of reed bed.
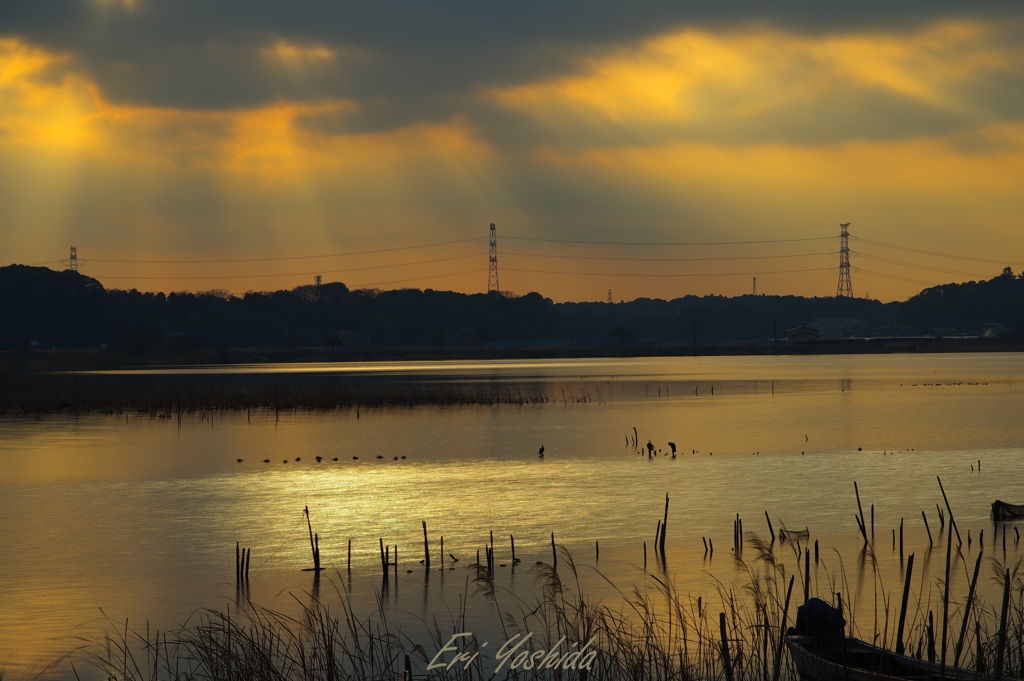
[0,372,552,416]
[66,537,1024,681]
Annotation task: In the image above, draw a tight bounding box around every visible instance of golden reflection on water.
[2,354,1023,678]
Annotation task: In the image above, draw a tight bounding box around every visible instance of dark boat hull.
[992,500,1024,522]
[786,635,1006,681]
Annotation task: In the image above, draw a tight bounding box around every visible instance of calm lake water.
[2,353,1023,679]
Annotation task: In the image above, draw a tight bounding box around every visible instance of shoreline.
[2,341,1020,416]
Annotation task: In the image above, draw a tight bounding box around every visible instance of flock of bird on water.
[232,440,702,465]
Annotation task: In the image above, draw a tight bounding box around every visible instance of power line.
[853,251,992,278]
[503,250,832,262]
[504,235,832,246]
[504,266,834,278]
[855,268,939,287]
[93,252,484,280]
[853,236,1023,267]
[84,237,482,264]
[349,268,483,289]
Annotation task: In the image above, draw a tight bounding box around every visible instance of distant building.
[328,329,371,348]
[787,318,864,343]
[786,326,821,344]
[981,322,1010,339]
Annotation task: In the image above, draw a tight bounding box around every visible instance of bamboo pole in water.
[765,511,775,543]
[923,510,933,547]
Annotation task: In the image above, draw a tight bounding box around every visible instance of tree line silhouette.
[1,264,1021,356]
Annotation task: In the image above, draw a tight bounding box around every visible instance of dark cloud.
[3,2,1020,97]
[2,0,1022,143]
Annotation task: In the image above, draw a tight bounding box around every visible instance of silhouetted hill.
[896,267,1024,336]
[1,264,1021,359]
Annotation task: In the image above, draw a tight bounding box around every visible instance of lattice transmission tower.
[487,222,500,295]
[62,245,85,272]
[836,222,853,297]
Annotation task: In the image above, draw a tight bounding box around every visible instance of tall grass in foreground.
[72,542,1024,680]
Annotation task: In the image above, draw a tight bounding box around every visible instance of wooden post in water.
[854,482,869,545]
[899,518,904,563]
[720,612,734,681]
[304,506,321,571]
[771,575,795,681]
[660,493,669,555]
[510,535,515,564]
[551,532,557,570]
[347,539,351,574]
[937,476,962,548]
[995,568,1011,681]
[804,548,810,602]
[765,511,774,544]
[895,553,915,655]
[422,521,430,570]
[954,549,983,668]
[976,621,985,673]
[441,536,445,567]
[940,522,952,675]
[871,504,875,544]
[927,611,935,664]
[923,510,933,547]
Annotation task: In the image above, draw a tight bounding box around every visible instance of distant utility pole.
[837,222,853,298]
[607,289,613,304]
[487,222,500,295]
[752,277,757,296]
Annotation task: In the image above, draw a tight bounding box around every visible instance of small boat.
[779,527,810,542]
[786,598,1009,681]
[786,634,1000,681]
[992,500,1024,522]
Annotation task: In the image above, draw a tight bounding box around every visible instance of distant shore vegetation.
[1,264,1022,360]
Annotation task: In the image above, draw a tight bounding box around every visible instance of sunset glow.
[2,5,1023,301]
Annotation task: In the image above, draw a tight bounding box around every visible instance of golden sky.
[1,2,1022,302]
